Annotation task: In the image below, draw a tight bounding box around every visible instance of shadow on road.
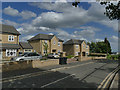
[2,68,97,89]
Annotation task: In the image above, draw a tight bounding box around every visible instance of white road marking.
[41,74,75,88]
[1,61,94,83]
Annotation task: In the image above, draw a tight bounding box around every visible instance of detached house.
[63,39,89,56]
[28,34,64,55]
[0,24,20,60]
[19,42,33,54]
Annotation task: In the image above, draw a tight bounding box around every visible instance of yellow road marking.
[97,66,120,90]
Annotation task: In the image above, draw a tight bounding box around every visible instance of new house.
[19,42,33,54]
[0,24,20,60]
[63,39,89,56]
[28,34,64,55]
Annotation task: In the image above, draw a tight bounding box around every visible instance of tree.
[104,37,112,54]
[88,38,112,54]
[72,1,120,20]
[100,1,120,20]
[42,41,48,56]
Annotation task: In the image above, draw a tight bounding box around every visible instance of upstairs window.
[58,42,60,46]
[76,45,79,49]
[86,45,88,49]
[8,35,14,42]
[83,44,85,48]
[53,40,56,45]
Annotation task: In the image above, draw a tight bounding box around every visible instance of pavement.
[1,59,119,89]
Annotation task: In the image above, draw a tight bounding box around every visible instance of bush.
[66,55,74,59]
[107,54,119,60]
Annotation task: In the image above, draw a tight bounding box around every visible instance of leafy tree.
[104,37,112,54]
[42,41,48,56]
[88,38,112,54]
[100,1,120,20]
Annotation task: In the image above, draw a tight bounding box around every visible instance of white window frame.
[86,52,89,56]
[58,42,60,46]
[53,40,56,45]
[83,44,85,48]
[45,40,47,43]
[8,35,14,42]
[6,49,17,57]
[58,50,60,53]
[86,45,88,49]
[76,45,79,49]
[75,52,78,56]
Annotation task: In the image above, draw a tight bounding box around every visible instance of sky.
[1,0,119,52]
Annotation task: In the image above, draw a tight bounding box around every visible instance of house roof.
[64,39,84,45]
[0,24,20,35]
[19,42,33,49]
[0,43,20,49]
[28,33,64,42]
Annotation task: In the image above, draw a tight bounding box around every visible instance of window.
[76,45,79,49]
[24,49,32,52]
[86,52,89,56]
[58,50,60,53]
[86,45,88,49]
[75,52,78,56]
[58,42,60,46]
[45,40,47,43]
[8,35,14,41]
[53,40,56,45]
[6,49,16,57]
[83,44,85,48]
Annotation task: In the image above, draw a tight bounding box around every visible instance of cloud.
[74,26,100,41]
[20,11,37,20]
[109,35,118,52]
[3,20,20,27]
[30,2,118,31]
[3,6,37,19]
[20,35,34,42]
[3,6,19,16]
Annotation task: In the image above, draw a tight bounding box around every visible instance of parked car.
[47,53,60,59]
[11,52,42,61]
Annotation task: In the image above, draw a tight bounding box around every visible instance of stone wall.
[2,59,59,72]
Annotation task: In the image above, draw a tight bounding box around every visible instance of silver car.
[11,52,42,61]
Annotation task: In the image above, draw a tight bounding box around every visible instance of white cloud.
[20,11,37,20]
[30,2,118,31]
[95,39,104,42]
[3,6,19,16]
[3,6,37,19]
[20,35,34,42]
[3,20,20,27]
[109,35,118,52]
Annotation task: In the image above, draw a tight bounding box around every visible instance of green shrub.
[66,55,74,59]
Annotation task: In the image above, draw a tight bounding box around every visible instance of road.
[2,59,118,89]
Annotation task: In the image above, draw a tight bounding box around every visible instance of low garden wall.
[2,59,59,72]
[79,56,106,61]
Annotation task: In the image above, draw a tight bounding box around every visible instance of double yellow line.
[97,66,120,90]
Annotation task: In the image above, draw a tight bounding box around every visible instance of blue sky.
[1,1,119,52]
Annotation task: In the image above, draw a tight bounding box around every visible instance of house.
[28,34,64,55]
[63,39,89,57]
[19,42,33,54]
[0,24,20,60]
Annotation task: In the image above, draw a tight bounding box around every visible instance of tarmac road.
[2,59,118,89]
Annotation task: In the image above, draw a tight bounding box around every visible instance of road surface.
[2,59,118,89]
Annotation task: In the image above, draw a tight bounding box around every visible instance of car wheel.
[19,59,24,61]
